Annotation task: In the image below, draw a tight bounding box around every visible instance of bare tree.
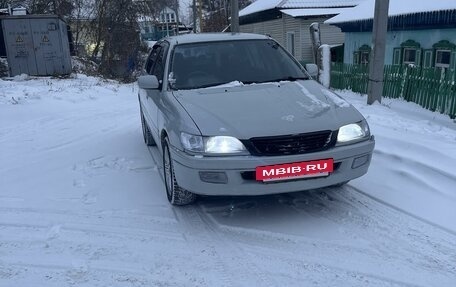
[201,0,251,32]
[88,0,154,80]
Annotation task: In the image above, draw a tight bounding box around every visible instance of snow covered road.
[1,75,455,286]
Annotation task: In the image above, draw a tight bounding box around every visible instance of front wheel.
[163,138,196,205]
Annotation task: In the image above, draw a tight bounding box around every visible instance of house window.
[353,44,371,65]
[286,32,295,56]
[145,26,150,33]
[394,40,422,66]
[432,40,456,69]
[171,14,175,22]
[403,48,417,64]
[360,51,369,65]
[353,52,359,64]
[435,50,451,68]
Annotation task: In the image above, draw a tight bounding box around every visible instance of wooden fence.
[330,63,456,119]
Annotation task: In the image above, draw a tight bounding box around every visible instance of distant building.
[239,0,367,63]
[139,6,191,42]
[326,0,456,69]
[0,5,28,16]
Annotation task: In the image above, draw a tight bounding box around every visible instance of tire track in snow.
[0,208,203,286]
[151,144,277,286]
[197,188,456,286]
[346,185,456,237]
[245,246,423,287]
[194,205,281,287]
[171,206,236,287]
[199,211,425,287]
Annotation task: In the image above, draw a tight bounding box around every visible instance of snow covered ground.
[1,75,456,286]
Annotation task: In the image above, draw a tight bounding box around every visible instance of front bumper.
[171,136,375,196]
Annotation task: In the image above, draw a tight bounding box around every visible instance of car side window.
[146,45,162,75]
[151,42,169,84]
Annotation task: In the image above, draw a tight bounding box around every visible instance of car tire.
[163,138,196,206]
[140,107,156,146]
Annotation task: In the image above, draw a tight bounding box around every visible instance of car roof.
[164,33,271,45]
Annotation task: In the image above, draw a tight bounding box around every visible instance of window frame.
[151,42,170,86]
[286,32,295,56]
[353,51,359,64]
[423,49,433,68]
[434,49,451,68]
[392,48,401,65]
[360,51,370,65]
[403,48,417,65]
[145,45,161,74]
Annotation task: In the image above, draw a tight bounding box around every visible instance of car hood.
[173,80,364,139]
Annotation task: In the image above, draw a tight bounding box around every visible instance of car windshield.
[169,39,309,90]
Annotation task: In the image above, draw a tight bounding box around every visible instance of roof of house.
[280,7,351,17]
[326,0,456,24]
[239,0,365,17]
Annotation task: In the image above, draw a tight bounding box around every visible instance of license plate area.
[256,159,334,182]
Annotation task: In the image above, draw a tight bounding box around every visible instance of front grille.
[244,130,336,156]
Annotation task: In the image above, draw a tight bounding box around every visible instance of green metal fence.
[330,63,456,119]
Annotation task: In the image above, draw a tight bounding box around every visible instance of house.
[239,0,367,63]
[139,6,191,42]
[325,0,456,69]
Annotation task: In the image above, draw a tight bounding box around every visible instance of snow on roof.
[280,7,352,17]
[326,0,456,24]
[280,0,366,9]
[240,0,366,17]
[239,0,282,17]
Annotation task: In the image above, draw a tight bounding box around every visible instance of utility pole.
[193,0,197,32]
[175,0,179,36]
[367,0,390,105]
[230,0,239,33]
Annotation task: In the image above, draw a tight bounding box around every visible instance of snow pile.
[0,74,120,105]
[336,90,456,233]
[71,56,99,76]
[326,0,456,23]
[318,44,331,88]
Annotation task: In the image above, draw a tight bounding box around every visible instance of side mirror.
[305,64,319,78]
[138,75,159,90]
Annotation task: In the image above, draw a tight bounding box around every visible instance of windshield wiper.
[175,81,243,90]
[255,76,309,84]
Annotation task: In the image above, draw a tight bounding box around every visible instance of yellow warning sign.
[42,35,49,42]
[16,36,23,43]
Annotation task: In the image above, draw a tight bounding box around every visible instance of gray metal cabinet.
[1,15,72,76]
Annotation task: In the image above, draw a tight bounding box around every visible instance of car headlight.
[337,121,370,144]
[180,132,204,152]
[180,133,246,154]
[204,136,246,154]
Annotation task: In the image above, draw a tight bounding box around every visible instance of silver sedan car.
[138,33,375,205]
